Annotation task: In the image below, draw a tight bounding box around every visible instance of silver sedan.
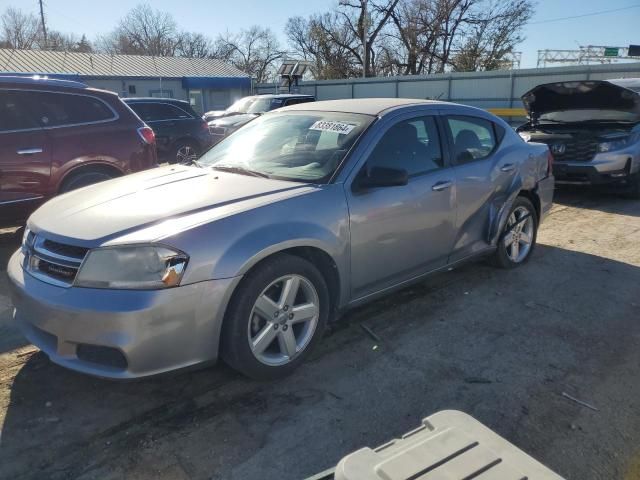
[8,99,554,380]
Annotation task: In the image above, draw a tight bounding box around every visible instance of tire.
[172,140,199,165]
[60,170,115,193]
[491,196,538,269]
[220,253,330,380]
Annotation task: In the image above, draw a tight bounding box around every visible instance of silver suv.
[8,99,554,380]
[517,78,640,197]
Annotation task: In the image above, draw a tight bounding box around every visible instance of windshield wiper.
[211,165,270,178]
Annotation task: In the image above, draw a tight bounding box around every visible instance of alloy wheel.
[247,274,320,366]
[503,205,534,263]
[176,145,197,164]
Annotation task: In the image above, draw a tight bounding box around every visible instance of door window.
[0,91,40,132]
[129,102,192,122]
[367,116,443,176]
[446,116,497,164]
[25,91,115,127]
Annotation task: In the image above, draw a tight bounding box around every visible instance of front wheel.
[220,254,329,380]
[492,196,538,269]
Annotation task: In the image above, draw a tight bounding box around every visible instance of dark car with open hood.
[517,79,640,197]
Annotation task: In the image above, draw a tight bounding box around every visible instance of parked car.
[517,78,640,197]
[124,98,213,164]
[0,76,158,227]
[8,98,554,381]
[207,94,315,144]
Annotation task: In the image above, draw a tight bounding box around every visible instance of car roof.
[0,75,88,90]
[253,94,315,99]
[123,97,190,104]
[279,98,445,116]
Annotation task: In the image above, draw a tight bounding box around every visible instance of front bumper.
[553,153,638,185]
[7,250,240,379]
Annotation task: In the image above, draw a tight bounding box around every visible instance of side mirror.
[356,166,409,190]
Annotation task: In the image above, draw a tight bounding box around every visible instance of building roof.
[281,98,444,115]
[0,49,249,79]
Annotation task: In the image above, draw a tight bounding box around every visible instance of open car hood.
[521,80,640,119]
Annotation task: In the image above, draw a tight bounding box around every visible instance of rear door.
[0,89,52,224]
[441,113,515,261]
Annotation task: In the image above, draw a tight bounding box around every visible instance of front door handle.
[432,180,453,191]
[500,163,515,172]
[17,148,43,155]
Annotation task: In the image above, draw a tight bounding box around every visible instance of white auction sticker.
[309,120,357,135]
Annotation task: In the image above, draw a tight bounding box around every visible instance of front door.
[347,114,457,300]
[0,90,52,224]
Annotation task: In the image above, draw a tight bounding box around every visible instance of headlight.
[75,245,188,290]
[518,132,531,142]
[597,132,640,153]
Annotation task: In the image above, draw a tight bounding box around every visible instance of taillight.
[547,149,554,176]
[137,126,155,145]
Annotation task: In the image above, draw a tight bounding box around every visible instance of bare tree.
[176,32,212,58]
[451,0,533,71]
[99,4,181,56]
[286,14,361,79]
[213,26,285,83]
[1,7,41,50]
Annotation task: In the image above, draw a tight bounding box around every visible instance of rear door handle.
[432,180,453,191]
[17,148,43,155]
[500,163,515,172]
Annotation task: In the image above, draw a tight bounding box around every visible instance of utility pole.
[38,0,48,49]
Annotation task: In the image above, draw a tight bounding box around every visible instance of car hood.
[521,80,640,119]
[29,165,317,245]
[208,113,258,128]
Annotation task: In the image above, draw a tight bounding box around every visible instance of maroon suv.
[0,76,158,226]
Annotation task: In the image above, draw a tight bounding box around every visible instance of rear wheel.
[60,170,115,193]
[221,254,329,380]
[173,140,199,165]
[492,196,538,269]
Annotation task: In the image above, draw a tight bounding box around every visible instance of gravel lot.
[0,188,639,480]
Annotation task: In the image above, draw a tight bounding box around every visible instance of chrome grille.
[25,235,89,287]
[548,138,599,162]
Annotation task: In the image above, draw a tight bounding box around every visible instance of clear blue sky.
[1,0,638,68]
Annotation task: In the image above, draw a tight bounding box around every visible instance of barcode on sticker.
[309,121,357,135]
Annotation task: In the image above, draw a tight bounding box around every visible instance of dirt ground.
[0,188,639,480]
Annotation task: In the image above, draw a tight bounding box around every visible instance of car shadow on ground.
[553,185,640,217]
[0,228,28,354]
[2,242,640,480]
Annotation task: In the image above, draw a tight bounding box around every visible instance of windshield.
[539,109,640,123]
[198,111,372,182]
[225,97,256,113]
[245,97,284,114]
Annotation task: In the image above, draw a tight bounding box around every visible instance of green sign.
[604,47,619,57]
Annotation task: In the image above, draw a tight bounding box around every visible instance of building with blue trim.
[0,48,251,113]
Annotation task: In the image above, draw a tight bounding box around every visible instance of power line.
[529,4,640,25]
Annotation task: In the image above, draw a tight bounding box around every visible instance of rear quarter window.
[26,91,116,127]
